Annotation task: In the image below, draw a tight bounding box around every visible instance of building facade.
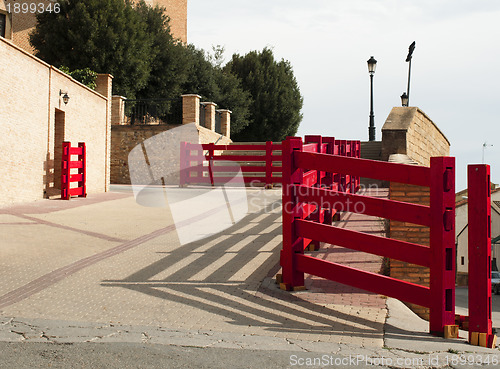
[2,0,187,54]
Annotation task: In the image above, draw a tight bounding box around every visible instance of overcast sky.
[188,0,500,190]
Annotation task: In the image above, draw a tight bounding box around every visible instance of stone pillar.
[202,102,217,131]
[95,74,113,192]
[182,94,201,125]
[111,96,126,125]
[219,109,232,139]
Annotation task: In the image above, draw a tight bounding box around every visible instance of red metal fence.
[467,164,495,347]
[280,136,456,337]
[179,136,360,189]
[61,142,86,200]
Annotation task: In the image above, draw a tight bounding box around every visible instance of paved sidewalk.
[0,187,384,347]
[0,186,499,368]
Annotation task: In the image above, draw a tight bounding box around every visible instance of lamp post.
[405,41,415,106]
[367,56,377,141]
[400,92,408,107]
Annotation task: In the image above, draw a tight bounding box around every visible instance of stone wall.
[381,107,450,166]
[154,0,187,43]
[111,124,232,185]
[0,37,110,207]
[382,109,451,320]
[388,158,431,320]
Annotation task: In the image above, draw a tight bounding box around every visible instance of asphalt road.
[455,287,500,328]
[0,342,391,369]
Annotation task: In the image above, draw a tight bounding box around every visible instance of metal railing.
[124,98,182,125]
[215,110,222,134]
[199,103,206,128]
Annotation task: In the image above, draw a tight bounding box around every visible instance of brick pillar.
[95,74,113,192]
[202,102,217,131]
[219,109,231,139]
[182,94,201,124]
[111,96,126,125]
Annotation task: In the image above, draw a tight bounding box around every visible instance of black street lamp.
[405,41,415,106]
[400,92,408,107]
[367,56,377,141]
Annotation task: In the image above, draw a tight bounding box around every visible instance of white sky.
[188,0,500,190]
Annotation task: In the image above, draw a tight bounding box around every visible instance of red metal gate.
[280,136,456,337]
[61,142,86,200]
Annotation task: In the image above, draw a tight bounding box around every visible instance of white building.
[456,187,500,285]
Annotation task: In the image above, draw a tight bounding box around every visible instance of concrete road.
[455,287,500,328]
[0,342,395,369]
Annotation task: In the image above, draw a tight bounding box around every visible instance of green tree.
[180,45,251,135]
[134,2,188,101]
[29,0,253,134]
[30,0,153,98]
[59,66,98,90]
[225,48,303,142]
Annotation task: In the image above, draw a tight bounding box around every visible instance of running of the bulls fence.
[61,141,87,200]
[179,136,360,188]
[280,136,457,338]
[179,135,495,346]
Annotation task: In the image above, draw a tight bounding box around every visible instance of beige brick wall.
[381,107,450,166]
[7,0,187,55]
[0,37,109,207]
[154,0,187,43]
[111,124,231,184]
[389,181,430,320]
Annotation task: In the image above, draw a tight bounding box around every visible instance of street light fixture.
[405,41,415,106]
[400,92,408,107]
[367,56,377,141]
[60,89,70,105]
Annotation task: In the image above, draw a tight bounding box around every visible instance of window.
[0,14,6,38]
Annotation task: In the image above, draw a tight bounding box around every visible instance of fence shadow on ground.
[101,193,385,343]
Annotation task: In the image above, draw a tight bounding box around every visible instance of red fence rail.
[468,164,495,347]
[280,136,456,337]
[179,136,360,189]
[61,142,86,200]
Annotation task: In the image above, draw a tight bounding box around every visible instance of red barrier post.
[429,157,457,336]
[78,142,87,198]
[265,141,273,188]
[468,164,495,347]
[280,137,305,290]
[180,141,188,187]
[61,142,70,200]
[304,135,323,250]
[207,143,215,186]
[322,137,336,224]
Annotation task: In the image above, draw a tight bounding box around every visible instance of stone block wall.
[154,0,187,43]
[111,124,232,185]
[381,107,450,166]
[389,178,431,320]
[382,107,451,320]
